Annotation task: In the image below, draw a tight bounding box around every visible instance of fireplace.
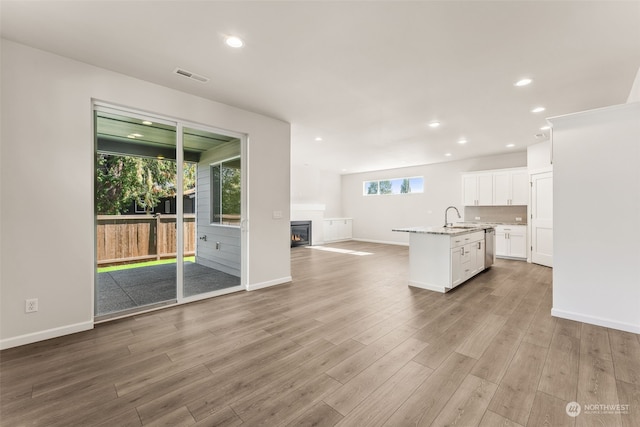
[291,221,312,247]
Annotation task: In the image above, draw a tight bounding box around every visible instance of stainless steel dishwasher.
[484,227,495,268]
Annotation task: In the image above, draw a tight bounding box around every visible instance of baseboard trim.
[409,280,448,293]
[246,276,292,291]
[352,238,409,247]
[551,308,640,334]
[0,321,94,350]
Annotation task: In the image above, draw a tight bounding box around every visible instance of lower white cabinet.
[495,225,527,259]
[404,229,486,293]
[323,218,352,242]
[451,237,485,288]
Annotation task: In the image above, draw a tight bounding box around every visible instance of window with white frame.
[211,157,241,225]
[363,176,424,196]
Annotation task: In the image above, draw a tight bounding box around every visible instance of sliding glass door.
[94,105,244,319]
[182,126,242,299]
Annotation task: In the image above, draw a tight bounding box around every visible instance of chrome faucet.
[444,206,461,227]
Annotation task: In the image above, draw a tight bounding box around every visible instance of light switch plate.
[516,217,522,221]
[272,210,283,219]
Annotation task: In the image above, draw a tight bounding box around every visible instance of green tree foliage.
[366,181,379,195]
[96,154,196,215]
[221,162,241,216]
[400,178,411,194]
[379,180,392,194]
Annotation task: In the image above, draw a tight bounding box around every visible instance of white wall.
[291,164,342,217]
[627,66,640,103]
[341,152,527,245]
[527,140,552,172]
[550,102,640,334]
[0,40,291,349]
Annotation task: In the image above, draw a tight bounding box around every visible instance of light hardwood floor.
[1,241,639,426]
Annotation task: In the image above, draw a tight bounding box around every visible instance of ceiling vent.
[173,68,209,83]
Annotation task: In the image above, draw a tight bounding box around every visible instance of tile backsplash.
[464,205,528,224]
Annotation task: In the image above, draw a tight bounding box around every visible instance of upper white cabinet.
[493,169,529,205]
[323,218,352,242]
[462,173,493,206]
[462,167,528,206]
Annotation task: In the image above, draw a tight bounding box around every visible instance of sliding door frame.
[93,101,248,320]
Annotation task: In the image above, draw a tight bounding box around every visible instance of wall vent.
[173,68,209,83]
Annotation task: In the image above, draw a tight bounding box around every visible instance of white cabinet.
[450,231,485,289]
[495,225,527,259]
[493,169,529,205]
[462,167,528,206]
[402,229,486,293]
[462,173,493,206]
[323,218,352,242]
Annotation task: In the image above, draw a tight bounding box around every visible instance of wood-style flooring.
[1,241,639,426]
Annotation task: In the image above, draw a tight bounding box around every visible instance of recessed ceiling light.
[445,153,452,157]
[506,143,515,148]
[457,139,467,144]
[540,125,551,131]
[131,133,144,138]
[225,36,244,48]
[314,137,323,142]
[531,106,546,113]
[142,121,153,125]
[127,134,136,139]
[515,78,532,87]
[428,121,441,128]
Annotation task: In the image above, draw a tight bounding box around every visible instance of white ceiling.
[2,1,639,174]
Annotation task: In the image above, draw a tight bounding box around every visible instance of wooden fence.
[96,214,196,266]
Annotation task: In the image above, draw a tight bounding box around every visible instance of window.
[363,176,424,196]
[211,157,241,225]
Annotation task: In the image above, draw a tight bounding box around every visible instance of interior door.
[531,171,553,267]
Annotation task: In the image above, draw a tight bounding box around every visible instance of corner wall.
[0,40,291,349]
[341,152,527,245]
[549,102,640,333]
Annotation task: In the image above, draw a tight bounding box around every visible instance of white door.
[531,171,553,267]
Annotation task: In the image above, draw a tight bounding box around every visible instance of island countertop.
[392,225,491,236]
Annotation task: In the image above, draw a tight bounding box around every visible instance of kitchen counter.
[392,224,492,236]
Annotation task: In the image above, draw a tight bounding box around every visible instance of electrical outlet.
[25,298,38,313]
[516,217,522,221]
[475,217,481,220]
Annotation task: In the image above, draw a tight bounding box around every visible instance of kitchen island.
[393,225,492,293]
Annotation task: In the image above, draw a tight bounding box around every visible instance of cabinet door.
[510,170,529,205]
[473,239,485,273]
[451,247,464,287]
[342,219,353,240]
[508,228,527,258]
[462,175,478,205]
[323,220,336,242]
[495,229,508,257]
[477,174,493,205]
[493,172,510,205]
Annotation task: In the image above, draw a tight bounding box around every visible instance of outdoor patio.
[97,261,240,316]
